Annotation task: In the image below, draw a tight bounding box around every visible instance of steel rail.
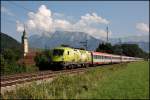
[1,68,86,87]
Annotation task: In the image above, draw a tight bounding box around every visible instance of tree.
[95,42,148,59]
[1,48,21,63]
[96,42,113,53]
[121,44,145,58]
[3,49,17,62]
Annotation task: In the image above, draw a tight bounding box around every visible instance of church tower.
[22,28,28,56]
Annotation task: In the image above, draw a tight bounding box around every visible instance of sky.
[1,1,149,42]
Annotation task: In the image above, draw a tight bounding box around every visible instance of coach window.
[94,55,96,59]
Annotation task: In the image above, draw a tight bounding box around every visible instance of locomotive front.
[51,47,66,67]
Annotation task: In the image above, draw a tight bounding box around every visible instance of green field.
[1,61,149,99]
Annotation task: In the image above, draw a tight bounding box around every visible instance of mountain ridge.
[29,31,149,52]
[29,31,103,51]
[0,32,22,52]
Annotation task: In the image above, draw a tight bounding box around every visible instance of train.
[49,46,143,69]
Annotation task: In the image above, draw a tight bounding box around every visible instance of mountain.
[123,42,149,53]
[29,31,103,51]
[0,32,22,52]
[110,35,149,53]
[110,35,149,44]
[29,31,149,52]
[137,42,149,53]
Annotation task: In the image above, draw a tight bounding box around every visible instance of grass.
[1,61,149,99]
[1,63,39,76]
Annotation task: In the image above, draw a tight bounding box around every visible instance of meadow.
[1,61,149,99]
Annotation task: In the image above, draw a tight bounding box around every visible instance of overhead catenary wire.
[1,1,33,23]
[2,1,37,31]
[8,2,32,23]
[6,1,35,12]
[3,1,36,22]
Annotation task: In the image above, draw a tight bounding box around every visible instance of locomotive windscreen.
[53,49,64,56]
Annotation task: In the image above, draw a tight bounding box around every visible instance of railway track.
[1,68,87,88]
[0,63,125,89]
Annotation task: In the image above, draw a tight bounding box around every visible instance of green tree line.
[96,43,149,59]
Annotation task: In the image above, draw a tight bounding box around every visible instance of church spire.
[22,24,28,57]
[23,24,27,37]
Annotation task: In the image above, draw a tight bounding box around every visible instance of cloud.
[16,5,110,40]
[1,6,15,16]
[80,13,109,24]
[26,5,54,33]
[16,21,24,32]
[54,19,72,31]
[136,23,149,33]
[71,13,110,39]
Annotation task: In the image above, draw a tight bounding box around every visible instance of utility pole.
[80,40,88,50]
[119,38,122,63]
[106,26,109,43]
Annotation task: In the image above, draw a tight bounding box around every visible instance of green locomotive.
[51,46,92,69]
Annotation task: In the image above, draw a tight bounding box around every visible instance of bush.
[1,48,38,76]
[0,54,6,75]
[2,48,21,62]
[34,50,52,70]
